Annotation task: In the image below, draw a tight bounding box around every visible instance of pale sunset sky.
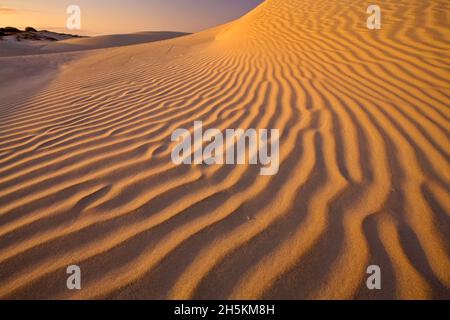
[0,0,264,35]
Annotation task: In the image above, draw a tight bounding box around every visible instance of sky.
[0,0,264,35]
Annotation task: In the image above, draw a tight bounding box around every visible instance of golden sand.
[0,0,449,299]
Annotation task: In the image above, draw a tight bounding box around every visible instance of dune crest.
[0,0,449,299]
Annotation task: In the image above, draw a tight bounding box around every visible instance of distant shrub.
[25,27,37,32]
[2,26,21,33]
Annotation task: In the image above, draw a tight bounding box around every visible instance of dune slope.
[40,31,189,54]
[0,0,449,299]
[0,31,188,57]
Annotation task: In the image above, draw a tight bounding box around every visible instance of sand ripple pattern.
[0,0,449,299]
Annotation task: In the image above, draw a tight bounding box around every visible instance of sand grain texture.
[0,0,449,299]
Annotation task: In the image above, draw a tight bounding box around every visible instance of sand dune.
[0,0,449,300]
[0,31,188,57]
[40,31,189,53]
[0,29,80,57]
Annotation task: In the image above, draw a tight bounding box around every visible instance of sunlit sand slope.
[0,0,449,299]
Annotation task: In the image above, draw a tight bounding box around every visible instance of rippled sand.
[0,0,449,299]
